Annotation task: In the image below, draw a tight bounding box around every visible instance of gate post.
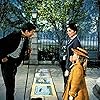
[29,32,38,64]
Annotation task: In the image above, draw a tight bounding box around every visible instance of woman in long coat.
[63,47,89,100]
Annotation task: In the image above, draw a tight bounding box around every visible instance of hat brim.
[71,48,89,58]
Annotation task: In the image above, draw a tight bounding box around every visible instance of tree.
[0,0,27,37]
[78,0,99,37]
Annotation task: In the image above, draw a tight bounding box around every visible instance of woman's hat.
[71,47,89,58]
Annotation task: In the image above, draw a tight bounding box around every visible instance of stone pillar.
[29,32,38,64]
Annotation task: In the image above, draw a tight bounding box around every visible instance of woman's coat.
[63,61,89,100]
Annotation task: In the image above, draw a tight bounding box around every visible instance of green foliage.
[21,0,86,45]
[0,1,27,35]
[22,0,85,31]
[22,0,36,20]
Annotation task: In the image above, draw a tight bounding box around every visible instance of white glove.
[63,55,66,60]
[64,69,69,77]
[69,96,74,100]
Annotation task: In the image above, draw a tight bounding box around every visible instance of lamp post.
[32,9,38,25]
[24,9,38,100]
[24,9,38,63]
[29,9,38,64]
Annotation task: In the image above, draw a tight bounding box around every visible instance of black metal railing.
[80,35,98,51]
[37,34,99,65]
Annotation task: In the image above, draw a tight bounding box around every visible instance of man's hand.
[64,69,69,77]
[25,47,32,55]
[2,57,8,62]
[27,47,32,54]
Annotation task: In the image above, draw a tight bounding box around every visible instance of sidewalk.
[0,64,100,100]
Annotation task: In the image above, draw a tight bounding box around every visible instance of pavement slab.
[0,64,100,100]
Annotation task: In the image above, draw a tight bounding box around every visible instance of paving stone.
[0,64,100,100]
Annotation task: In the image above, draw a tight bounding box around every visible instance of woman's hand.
[64,69,69,77]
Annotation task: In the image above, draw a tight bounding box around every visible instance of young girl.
[63,47,89,100]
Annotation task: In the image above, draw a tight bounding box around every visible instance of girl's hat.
[71,47,89,58]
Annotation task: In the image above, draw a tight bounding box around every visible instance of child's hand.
[69,96,74,100]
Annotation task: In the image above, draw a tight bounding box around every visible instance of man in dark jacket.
[60,23,82,87]
[0,22,36,100]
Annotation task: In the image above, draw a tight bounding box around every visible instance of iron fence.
[80,35,98,51]
[37,34,99,65]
